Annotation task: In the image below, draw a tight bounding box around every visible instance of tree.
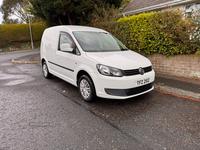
[0,0,31,24]
[87,0,132,24]
[2,18,21,24]
[89,3,121,23]
[29,0,123,26]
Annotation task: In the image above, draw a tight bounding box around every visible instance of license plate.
[137,78,150,86]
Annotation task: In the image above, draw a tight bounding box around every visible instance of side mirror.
[61,43,73,52]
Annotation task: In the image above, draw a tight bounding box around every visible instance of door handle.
[57,56,60,59]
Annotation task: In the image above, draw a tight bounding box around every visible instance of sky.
[0,0,3,24]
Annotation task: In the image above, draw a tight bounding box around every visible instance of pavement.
[11,50,41,64]
[11,50,200,100]
[154,74,200,100]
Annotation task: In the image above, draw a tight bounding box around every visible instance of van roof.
[47,25,108,33]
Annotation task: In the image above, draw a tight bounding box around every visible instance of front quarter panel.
[75,54,99,86]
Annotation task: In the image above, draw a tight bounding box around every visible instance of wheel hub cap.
[43,64,48,77]
[80,79,91,99]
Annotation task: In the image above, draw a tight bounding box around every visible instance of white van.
[40,25,155,102]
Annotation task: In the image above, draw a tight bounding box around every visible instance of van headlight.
[96,64,123,77]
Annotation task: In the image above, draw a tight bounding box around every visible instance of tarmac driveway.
[0,50,200,150]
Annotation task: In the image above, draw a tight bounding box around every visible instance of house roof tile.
[122,0,174,14]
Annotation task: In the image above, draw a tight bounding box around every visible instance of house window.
[185,5,193,18]
[195,3,200,11]
[185,3,200,18]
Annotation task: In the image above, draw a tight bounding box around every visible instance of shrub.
[0,23,47,48]
[118,12,156,54]
[91,9,200,56]
[149,10,200,56]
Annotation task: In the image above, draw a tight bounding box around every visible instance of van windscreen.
[73,31,128,52]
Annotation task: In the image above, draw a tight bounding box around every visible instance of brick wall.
[146,54,200,78]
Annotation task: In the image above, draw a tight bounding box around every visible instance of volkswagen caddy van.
[40,26,155,102]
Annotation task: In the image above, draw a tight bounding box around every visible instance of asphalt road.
[0,50,200,150]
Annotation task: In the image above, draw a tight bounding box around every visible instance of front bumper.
[90,70,155,99]
[105,82,153,96]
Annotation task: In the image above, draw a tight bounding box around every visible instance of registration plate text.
[137,78,150,86]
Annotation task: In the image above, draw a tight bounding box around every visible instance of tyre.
[78,75,96,102]
[42,61,52,79]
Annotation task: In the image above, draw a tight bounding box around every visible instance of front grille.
[123,66,152,76]
[105,82,154,96]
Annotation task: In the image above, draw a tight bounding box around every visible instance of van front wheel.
[42,61,52,79]
[78,75,96,102]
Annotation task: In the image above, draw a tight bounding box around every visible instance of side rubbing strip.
[48,61,74,72]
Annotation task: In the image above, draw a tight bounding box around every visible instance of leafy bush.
[0,23,47,48]
[91,9,200,56]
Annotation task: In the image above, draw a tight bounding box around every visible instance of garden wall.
[146,54,200,78]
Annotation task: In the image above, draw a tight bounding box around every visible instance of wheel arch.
[77,70,97,102]
[41,58,46,65]
[77,70,95,89]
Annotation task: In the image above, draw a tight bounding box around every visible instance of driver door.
[56,32,81,85]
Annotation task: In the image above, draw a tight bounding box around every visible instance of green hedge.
[0,23,47,48]
[91,10,200,56]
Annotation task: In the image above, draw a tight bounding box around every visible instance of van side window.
[59,34,73,50]
[59,33,81,55]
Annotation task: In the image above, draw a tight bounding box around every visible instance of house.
[121,0,200,17]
